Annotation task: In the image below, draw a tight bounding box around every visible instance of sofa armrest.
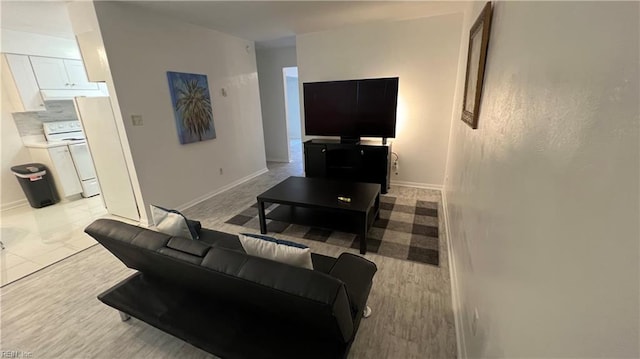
[328,253,377,315]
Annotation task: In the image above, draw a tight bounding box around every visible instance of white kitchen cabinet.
[27,145,83,198]
[29,56,69,89]
[2,54,46,111]
[48,146,83,197]
[63,59,98,90]
[30,56,98,91]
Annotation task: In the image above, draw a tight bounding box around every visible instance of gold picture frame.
[461,2,493,129]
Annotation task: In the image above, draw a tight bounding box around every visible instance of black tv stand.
[303,139,391,193]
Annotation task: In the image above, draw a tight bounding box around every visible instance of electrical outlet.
[472,308,480,336]
[219,168,223,175]
[131,115,143,126]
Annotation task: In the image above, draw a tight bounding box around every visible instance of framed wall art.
[167,71,216,144]
[461,2,493,129]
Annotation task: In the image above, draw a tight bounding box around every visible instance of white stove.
[43,121,85,142]
[43,121,100,197]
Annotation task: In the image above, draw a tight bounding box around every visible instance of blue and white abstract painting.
[167,71,216,144]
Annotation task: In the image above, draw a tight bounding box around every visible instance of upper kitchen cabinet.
[63,59,99,90]
[4,53,108,107]
[30,56,98,90]
[2,54,46,111]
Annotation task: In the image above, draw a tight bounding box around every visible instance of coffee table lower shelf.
[267,205,361,233]
[258,203,379,254]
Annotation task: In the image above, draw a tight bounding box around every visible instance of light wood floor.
[0,142,457,358]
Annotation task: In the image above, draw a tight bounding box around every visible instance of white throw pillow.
[150,205,198,240]
[239,233,313,270]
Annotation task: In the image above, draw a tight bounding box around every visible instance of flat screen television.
[303,77,399,141]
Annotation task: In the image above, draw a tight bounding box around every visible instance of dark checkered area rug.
[225,195,440,266]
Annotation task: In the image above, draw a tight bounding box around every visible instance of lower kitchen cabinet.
[28,145,83,198]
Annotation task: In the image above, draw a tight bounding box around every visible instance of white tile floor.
[0,196,108,287]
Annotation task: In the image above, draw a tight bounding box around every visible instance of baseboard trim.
[442,189,466,359]
[175,168,269,212]
[390,180,443,190]
[1,199,28,211]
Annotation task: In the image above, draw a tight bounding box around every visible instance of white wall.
[296,13,463,188]
[444,2,639,357]
[93,2,267,213]
[0,78,33,209]
[285,75,301,140]
[68,1,146,223]
[0,29,81,59]
[256,46,297,162]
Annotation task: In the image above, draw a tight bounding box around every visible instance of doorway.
[282,67,302,163]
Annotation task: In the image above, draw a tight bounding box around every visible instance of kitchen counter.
[23,139,86,149]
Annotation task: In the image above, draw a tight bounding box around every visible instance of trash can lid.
[11,163,47,175]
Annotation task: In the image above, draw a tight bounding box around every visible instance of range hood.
[40,89,108,101]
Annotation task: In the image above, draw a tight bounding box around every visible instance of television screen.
[303,77,398,138]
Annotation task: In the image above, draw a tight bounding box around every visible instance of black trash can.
[11,163,59,208]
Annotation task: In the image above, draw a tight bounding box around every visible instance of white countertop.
[23,139,86,149]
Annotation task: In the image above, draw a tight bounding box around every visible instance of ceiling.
[127,1,469,48]
[0,1,468,47]
[0,1,76,39]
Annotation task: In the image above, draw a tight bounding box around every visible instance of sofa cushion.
[150,205,200,240]
[197,229,336,272]
[98,272,351,359]
[310,253,337,274]
[166,237,210,257]
[199,228,244,251]
[239,233,313,270]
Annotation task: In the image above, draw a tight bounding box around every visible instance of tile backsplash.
[12,100,79,137]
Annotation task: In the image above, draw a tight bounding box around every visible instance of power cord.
[391,152,399,175]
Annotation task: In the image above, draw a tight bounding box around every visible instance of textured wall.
[444,2,639,357]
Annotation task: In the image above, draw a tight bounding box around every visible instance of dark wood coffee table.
[257,176,381,254]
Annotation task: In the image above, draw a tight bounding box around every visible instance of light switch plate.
[131,115,143,126]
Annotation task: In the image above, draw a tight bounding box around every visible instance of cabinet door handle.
[321,148,326,153]
[65,83,70,87]
[39,104,45,107]
[361,150,364,155]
